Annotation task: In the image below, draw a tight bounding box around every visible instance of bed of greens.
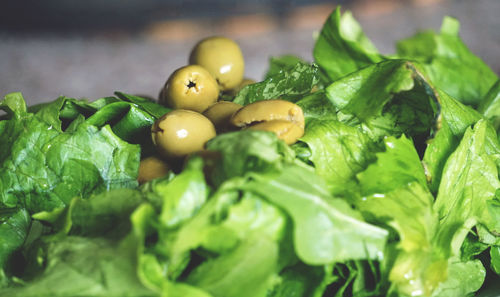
[1,7,499,297]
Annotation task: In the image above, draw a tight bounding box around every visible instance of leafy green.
[186,237,279,297]
[0,112,140,213]
[434,120,500,253]
[232,62,319,105]
[299,118,378,198]
[264,55,309,79]
[2,6,500,297]
[0,208,30,286]
[205,130,295,186]
[241,163,388,265]
[354,135,443,296]
[267,263,326,297]
[313,7,383,83]
[295,90,337,122]
[0,236,156,297]
[396,17,498,107]
[429,259,485,297]
[478,80,500,135]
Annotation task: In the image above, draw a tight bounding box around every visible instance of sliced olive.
[247,120,304,144]
[230,99,305,129]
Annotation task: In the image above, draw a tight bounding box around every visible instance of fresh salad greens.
[1,6,499,297]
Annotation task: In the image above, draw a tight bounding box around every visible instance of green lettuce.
[313,7,383,83]
[396,17,498,107]
[232,62,319,105]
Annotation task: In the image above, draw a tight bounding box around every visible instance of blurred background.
[0,0,499,106]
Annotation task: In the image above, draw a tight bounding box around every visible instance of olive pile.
[138,36,305,183]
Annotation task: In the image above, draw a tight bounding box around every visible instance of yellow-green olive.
[189,36,244,91]
[247,120,304,145]
[137,156,170,184]
[152,109,216,159]
[230,99,305,129]
[160,65,219,113]
[202,101,242,132]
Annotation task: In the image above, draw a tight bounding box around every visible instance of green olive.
[230,99,305,129]
[202,101,242,132]
[137,156,170,184]
[189,36,244,91]
[152,109,216,159]
[160,65,219,113]
[247,120,304,145]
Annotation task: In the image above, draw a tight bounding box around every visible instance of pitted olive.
[137,156,170,184]
[202,101,242,132]
[230,99,305,129]
[247,120,304,145]
[151,109,216,159]
[189,36,244,91]
[159,65,219,113]
[230,99,305,144]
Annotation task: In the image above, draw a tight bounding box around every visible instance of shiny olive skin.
[230,99,305,129]
[137,156,170,184]
[203,101,242,132]
[160,65,219,113]
[152,109,216,159]
[189,36,244,91]
[247,120,304,145]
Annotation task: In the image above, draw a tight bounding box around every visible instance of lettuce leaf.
[434,120,500,253]
[241,163,388,265]
[0,236,156,297]
[313,7,383,83]
[396,17,498,107]
[299,118,378,198]
[233,62,319,105]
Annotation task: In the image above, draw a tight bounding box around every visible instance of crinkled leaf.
[357,135,428,196]
[186,237,280,297]
[478,80,500,134]
[326,60,418,122]
[0,208,30,287]
[295,90,337,122]
[0,116,139,213]
[356,182,443,296]
[0,92,27,118]
[0,236,156,297]
[430,259,485,297]
[268,263,326,297]
[154,157,208,229]
[115,92,170,119]
[434,120,500,256]
[233,62,319,105]
[206,130,295,186]
[396,17,498,106]
[33,188,144,238]
[313,7,382,83]
[299,118,378,198]
[242,163,388,264]
[264,55,309,79]
[422,88,484,192]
